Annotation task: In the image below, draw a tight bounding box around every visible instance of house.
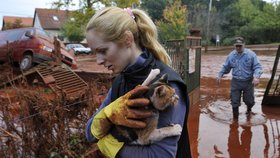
[2,16,33,30]
[33,8,73,42]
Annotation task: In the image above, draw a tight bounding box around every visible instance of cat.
[113,73,182,145]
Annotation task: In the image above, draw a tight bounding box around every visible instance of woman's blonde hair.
[86,7,171,65]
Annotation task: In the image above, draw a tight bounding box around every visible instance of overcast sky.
[0,0,275,30]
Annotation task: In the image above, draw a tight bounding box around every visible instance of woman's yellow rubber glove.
[91,85,153,139]
[97,134,124,158]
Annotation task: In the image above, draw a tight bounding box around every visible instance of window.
[6,30,23,42]
[35,29,50,39]
[21,29,34,40]
[52,16,59,21]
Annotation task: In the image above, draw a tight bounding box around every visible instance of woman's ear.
[124,31,134,48]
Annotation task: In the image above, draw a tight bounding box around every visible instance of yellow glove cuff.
[103,97,125,118]
[91,110,111,139]
[97,134,124,158]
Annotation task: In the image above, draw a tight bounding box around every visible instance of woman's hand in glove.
[91,85,153,139]
[104,85,152,128]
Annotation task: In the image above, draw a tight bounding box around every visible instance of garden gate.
[165,36,201,106]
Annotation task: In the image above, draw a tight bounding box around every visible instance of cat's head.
[148,74,179,110]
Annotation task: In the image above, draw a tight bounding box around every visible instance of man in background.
[217,37,263,120]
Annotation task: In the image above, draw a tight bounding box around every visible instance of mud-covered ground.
[0,56,112,157]
[189,50,280,158]
[75,54,111,74]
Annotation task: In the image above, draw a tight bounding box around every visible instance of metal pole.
[206,0,212,53]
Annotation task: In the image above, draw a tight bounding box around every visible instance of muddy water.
[188,53,280,158]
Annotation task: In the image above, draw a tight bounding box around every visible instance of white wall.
[33,14,42,29]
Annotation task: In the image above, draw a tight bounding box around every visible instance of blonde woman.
[85,7,191,158]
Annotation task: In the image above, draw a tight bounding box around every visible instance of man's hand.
[216,76,222,85]
[252,78,260,86]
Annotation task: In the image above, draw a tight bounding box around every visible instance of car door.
[10,29,27,62]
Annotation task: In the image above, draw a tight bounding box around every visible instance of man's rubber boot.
[232,107,239,120]
[246,105,253,114]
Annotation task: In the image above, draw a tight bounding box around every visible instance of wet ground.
[75,54,111,74]
[188,52,280,158]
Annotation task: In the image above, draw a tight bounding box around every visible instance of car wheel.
[20,55,33,70]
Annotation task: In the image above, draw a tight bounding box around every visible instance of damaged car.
[0,27,77,70]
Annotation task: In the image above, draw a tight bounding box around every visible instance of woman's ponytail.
[133,9,171,66]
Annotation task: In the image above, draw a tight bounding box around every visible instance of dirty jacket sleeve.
[218,54,232,78]
[85,88,112,142]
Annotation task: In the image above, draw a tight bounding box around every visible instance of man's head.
[234,37,245,53]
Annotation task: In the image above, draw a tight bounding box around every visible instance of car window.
[21,29,34,40]
[71,44,77,48]
[76,44,85,48]
[5,30,23,42]
[0,32,5,39]
[67,44,84,49]
[66,44,73,49]
[35,29,50,39]
[0,32,7,45]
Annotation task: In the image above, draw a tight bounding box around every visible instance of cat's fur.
[114,74,182,145]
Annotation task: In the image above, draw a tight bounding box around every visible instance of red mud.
[188,52,280,158]
[75,54,112,74]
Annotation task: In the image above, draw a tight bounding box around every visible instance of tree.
[60,8,95,42]
[220,3,243,44]
[4,19,24,30]
[140,0,168,21]
[61,19,85,43]
[51,0,108,10]
[181,0,206,23]
[236,0,260,23]
[181,0,232,45]
[51,0,75,10]
[114,0,140,8]
[239,1,280,43]
[156,0,188,42]
[52,0,279,44]
[52,0,105,43]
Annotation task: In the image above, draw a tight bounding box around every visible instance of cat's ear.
[156,86,166,97]
[159,74,168,83]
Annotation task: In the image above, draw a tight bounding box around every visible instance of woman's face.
[86,30,136,74]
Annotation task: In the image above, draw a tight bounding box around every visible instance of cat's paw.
[169,124,182,135]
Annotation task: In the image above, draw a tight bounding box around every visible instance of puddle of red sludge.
[188,53,280,158]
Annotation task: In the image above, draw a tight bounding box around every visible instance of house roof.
[34,8,72,30]
[3,16,33,27]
